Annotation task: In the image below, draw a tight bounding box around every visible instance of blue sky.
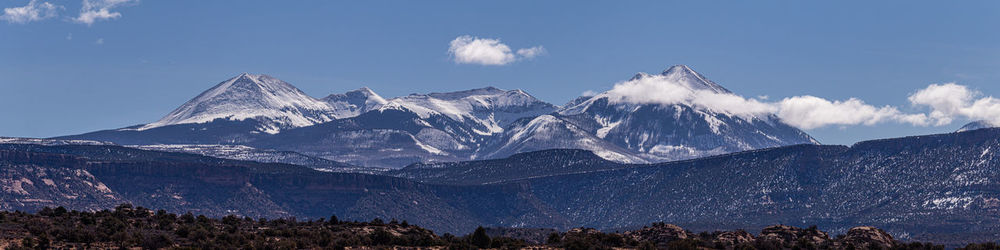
[1,0,998,145]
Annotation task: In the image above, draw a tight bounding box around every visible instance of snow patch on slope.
[322,87,388,118]
[378,87,556,136]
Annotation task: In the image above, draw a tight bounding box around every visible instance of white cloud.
[94,38,103,44]
[598,73,936,130]
[448,35,543,66]
[776,96,928,129]
[909,83,1000,126]
[516,46,545,59]
[73,0,137,26]
[0,0,61,24]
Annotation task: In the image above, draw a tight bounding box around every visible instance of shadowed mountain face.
[8,128,1000,245]
[57,65,818,169]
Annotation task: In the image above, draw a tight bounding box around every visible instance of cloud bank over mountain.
[598,73,993,130]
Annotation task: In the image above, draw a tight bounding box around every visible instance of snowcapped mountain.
[379,87,558,140]
[60,66,818,168]
[254,87,559,168]
[59,74,393,144]
[489,65,817,162]
[58,72,559,168]
[137,73,339,134]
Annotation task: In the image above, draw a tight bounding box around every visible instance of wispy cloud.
[94,38,103,44]
[516,46,545,59]
[0,0,61,24]
[73,0,137,26]
[448,35,544,66]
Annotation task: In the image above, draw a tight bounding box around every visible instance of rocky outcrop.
[758,225,830,246]
[625,222,692,243]
[612,223,905,249]
[839,226,897,249]
[562,227,603,240]
[714,230,754,245]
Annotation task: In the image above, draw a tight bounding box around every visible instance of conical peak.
[138,73,334,132]
[658,64,731,94]
[662,65,694,75]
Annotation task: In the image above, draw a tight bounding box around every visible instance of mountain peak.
[233,72,268,81]
[137,74,335,133]
[660,65,732,94]
[322,87,388,118]
[661,64,694,75]
[356,86,377,94]
[629,72,654,81]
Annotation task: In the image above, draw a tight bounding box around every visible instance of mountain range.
[6,65,1000,246]
[58,65,817,169]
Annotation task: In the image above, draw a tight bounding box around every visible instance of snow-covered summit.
[502,65,816,162]
[322,87,388,118]
[378,87,557,135]
[139,73,341,134]
[562,65,745,116]
[659,64,732,94]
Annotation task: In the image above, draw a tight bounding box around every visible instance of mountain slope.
[476,115,646,163]
[254,87,559,168]
[321,87,388,118]
[129,144,367,173]
[487,65,817,162]
[378,87,558,141]
[390,149,626,185]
